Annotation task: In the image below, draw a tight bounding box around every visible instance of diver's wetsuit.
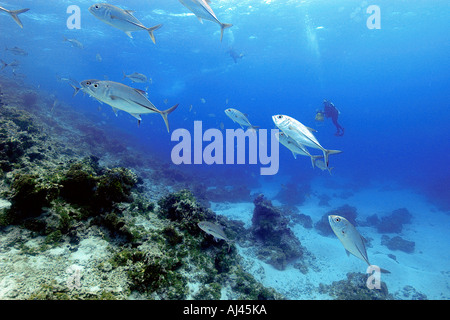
[324,101,344,136]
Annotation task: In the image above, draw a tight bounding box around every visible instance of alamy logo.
[66,265,82,290]
[366,265,381,289]
[170,121,279,175]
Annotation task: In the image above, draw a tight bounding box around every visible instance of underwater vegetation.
[318,272,393,300]
[0,94,284,299]
[251,194,308,271]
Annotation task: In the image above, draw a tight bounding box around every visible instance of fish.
[312,155,333,174]
[198,221,233,250]
[0,60,20,71]
[200,98,206,104]
[275,131,316,168]
[89,3,162,44]
[0,6,29,28]
[178,0,232,42]
[123,71,148,83]
[328,215,390,273]
[225,108,259,131]
[73,79,179,132]
[272,114,342,167]
[63,37,84,49]
[96,53,102,62]
[5,46,28,56]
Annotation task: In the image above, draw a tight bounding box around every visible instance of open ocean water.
[0,0,449,303]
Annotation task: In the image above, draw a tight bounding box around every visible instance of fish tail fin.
[324,149,342,167]
[310,155,322,169]
[0,60,6,70]
[147,24,163,44]
[122,71,127,80]
[327,167,334,175]
[160,103,179,132]
[220,23,233,42]
[8,8,29,28]
[69,83,81,97]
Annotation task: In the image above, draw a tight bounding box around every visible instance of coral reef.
[375,208,413,234]
[251,194,305,270]
[318,272,393,300]
[274,182,311,206]
[381,235,415,253]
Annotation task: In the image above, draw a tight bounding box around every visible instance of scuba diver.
[315,99,344,136]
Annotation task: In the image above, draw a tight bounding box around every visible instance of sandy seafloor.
[213,177,450,300]
[0,176,448,300]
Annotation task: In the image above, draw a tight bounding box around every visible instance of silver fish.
[225,108,259,131]
[198,221,233,250]
[74,79,179,132]
[96,53,102,62]
[5,46,28,56]
[272,114,341,167]
[89,3,162,44]
[0,6,29,28]
[276,131,316,168]
[0,59,19,71]
[178,0,232,42]
[63,37,84,49]
[123,71,148,83]
[312,156,333,174]
[328,215,390,273]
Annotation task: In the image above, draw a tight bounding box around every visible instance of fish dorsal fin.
[243,113,249,118]
[197,16,203,24]
[125,31,133,38]
[124,10,135,15]
[292,152,297,159]
[205,0,212,4]
[345,249,351,257]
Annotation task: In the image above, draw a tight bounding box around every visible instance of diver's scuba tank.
[315,111,324,122]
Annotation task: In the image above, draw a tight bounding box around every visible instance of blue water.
[1,0,449,204]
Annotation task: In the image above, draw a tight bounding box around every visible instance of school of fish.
[0,2,391,276]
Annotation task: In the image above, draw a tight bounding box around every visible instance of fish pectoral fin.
[345,249,351,257]
[125,31,133,38]
[110,95,126,102]
[306,126,317,133]
[111,107,119,116]
[129,113,142,120]
[196,16,203,24]
[292,152,297,159]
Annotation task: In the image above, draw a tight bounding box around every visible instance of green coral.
[318,272,393,300]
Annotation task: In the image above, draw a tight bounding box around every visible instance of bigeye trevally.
[225,108,259,131]
[178,0,232,42]
[73,80,179,132]
[272,114,341,167]
[328,215,390,273]
[276,131,316,168]
[89,3,162,44]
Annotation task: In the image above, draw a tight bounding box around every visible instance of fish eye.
[335,217,340,222]
[278,115,282,119]
[94,84,98,88]
[95,5,99,9]
[86,81,91,85]
[341,230,345,234]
